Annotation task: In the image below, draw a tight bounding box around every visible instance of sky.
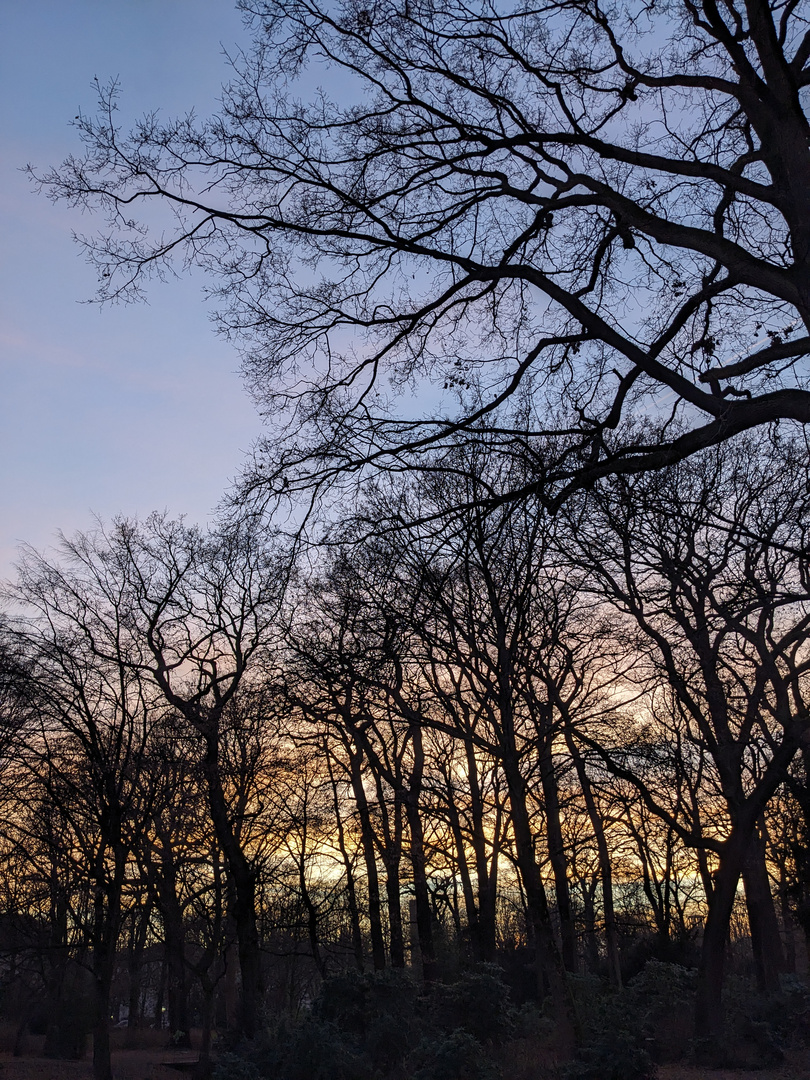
[1,1,264,580]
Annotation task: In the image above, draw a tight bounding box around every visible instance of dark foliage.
[213,965,513,1080]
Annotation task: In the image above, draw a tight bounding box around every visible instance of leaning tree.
[36,0,810,508]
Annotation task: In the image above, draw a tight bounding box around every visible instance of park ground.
[0,1029,808,1080]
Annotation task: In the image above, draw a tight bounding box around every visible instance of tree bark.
[742,821,786,994]
[566,731,622,988]
[465,739,499,963]
[384,858,406,968]
[538,733,577,972]
[502,748,578,1047]
[325,753,365,972]
[91,864,123,1080]
[348,749,387,971]
[444,786,480,959]
[202,732,263,1039]
[156,856,191,1049]
[43,858,71,1059]
[374,771,406,968]
[125,898,151,1046]
[404,724,437,982]
[694,829,749,1045]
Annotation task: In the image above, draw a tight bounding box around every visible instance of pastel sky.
[1,1,264,579]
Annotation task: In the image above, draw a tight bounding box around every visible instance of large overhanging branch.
[34,0,810,510]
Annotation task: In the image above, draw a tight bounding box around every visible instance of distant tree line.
[1,432,810,1079]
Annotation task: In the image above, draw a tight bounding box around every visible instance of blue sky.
[1,1,263,578]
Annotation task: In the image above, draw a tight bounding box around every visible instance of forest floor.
[658,1065,810,1079]
[0,1028,198,1080]
[0,1031,808,1079]
[1,1053,810,1079]
[0,1048,195,1080]
[496,1036,810,1080]
[657,1062,810,1080]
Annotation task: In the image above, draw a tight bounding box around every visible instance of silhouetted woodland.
[1,434,810,1080]
[20,0,810,1075]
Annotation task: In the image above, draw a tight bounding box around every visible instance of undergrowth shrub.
[408,1029,501,1080]
[313,967,419,1041]
[212,1053,265,1080]
[565,961,810,1075]
[430,965,514,1044]
[559,1032,656,1080]
[697,972,810,1068]
[213,965,513,1080]
[280,1016,373,1080]
[624,961,695,1063]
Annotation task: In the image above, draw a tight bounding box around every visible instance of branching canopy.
[36,0,810,507]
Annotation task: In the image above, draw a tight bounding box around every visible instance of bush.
[759,976,810,1047]
[279,1016,373,1080]
[213,1053,266,1080]
[511,1002,555,1041]
[313,968,419,1041]
[695,973,810,1068]
[211,1015,371,1080]
[430,964,514,1044]
[625,961,695,1063]
[364,1010,414,1068]
[409,1029,501,1080]
[560,1032,656,1080]
[212,965,516,1080]
[559,964,695,1077]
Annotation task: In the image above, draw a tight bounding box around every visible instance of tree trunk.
[202,732,263,1038]
[91,893,118,1080]
[223,933,240,1032]
[91,834,128,1080]
[43,861,71,1059]
[580,876,601,973]
[348,750,387,970]
[92,1016,112,1080]
[299,849,327,977]
[538,733,577,972]
[502,749,578,1047]
[443,782,480,959]
[465,738,498,963]
[374,772,406,969]
[566,732,621,988]
[325,755,365,971]
[193,974,216,1080]
[405,725,437,982]
[694,829,749,1045]
[742,821,786,994]
[384,859,406,968]
[153,954,167,1030]
[159,874,191,1049]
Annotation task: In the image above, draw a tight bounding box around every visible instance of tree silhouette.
[36,0,810,508]
[5,542,164,1080]
[568,434,810,1044]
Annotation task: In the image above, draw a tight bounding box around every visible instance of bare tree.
[101,514,287,1040]
[35,0,810,507]
[569,434,810,1044]
[305,457,628,1039]
[5,542,163,1080]
[7,514,287,1044]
